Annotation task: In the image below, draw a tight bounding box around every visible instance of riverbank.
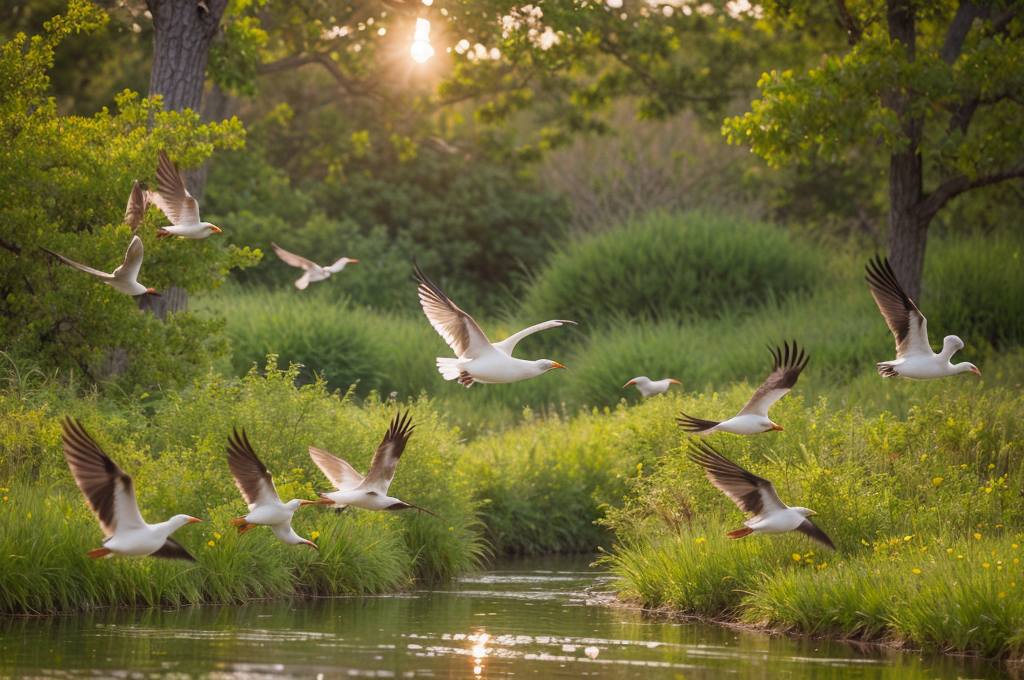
[602,383,1024,661]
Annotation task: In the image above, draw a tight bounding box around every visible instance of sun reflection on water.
[469,630,490,676]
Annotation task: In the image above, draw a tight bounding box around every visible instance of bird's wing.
[111,235,145,285]
[738,340,809,417]
[151,537,197,561]
[795,519,836,550]
[864,255,930,358]
[150,150,201,226]
[61,418,147,536]
[308,446,365,491]
[271,242,316,271]
[226,429,280,509]
[357,411,414,495]
[325,258,350,274]
[124,180,147,233]
[687,440,787,517]
[491,320,578,357]
[41,248,113,280]
[413,262,491,359]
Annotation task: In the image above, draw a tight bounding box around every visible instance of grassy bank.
[603,383,1024,659]
[196,212,1024,430]
[0,361,484,614]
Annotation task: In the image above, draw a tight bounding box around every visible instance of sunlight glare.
[411,18,434,63]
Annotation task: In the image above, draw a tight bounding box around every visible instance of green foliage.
[604,385,1024,657]
[517,211,827,328]
[0,6,257,391]
[0,358,485,613]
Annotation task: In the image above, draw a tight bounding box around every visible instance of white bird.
[61,418,202,560]
[688,440,835,549]
[149,150,222,239]
[623,376,681,398]
[124,179,149,234]
[414,263,575,387]
[226,429,320,549]
[271,242,358,290]
[865,255,980,380]
[678,341,808,435]
[42,235,156,297]
[311,411,436,516]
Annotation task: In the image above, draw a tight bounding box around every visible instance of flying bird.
[149,150,221,239]
[414,262,575,387]
[124,180,149,234]
[865,255,980,379]
[226,429,320,549]
[271,242,358,290]
[61,418,202,560]
[623,377,681,398]
[688,440,835,550]
[311,411,436,516]
[41,235,156,297]
[678,341,808,435]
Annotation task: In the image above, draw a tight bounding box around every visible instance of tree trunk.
[884,0,927,301]
[146,0,229,198]
[887,149,927,302]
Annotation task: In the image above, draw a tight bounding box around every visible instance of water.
[0,555,1008,679]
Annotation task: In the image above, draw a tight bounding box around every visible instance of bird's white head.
[623,377,648,388]
[541,360,567,372]
[201,222,222,235]
[793,507,816,517]
[171,514,203,528]
[958,362,982,376]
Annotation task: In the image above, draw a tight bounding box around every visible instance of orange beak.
[300,500,319,505]
[348,259,359,263]
[971,367,982,376]
[304,540,319,550]
[769,424,784,431]
[551,362,567,370]
[623,380,636,388]
[187,517,203,523]
[668,379,681,385]
[210,226,222,233]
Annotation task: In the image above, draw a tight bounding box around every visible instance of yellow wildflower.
[983,563,990,568]
[213,532,221,540]
[792,553,801,562]
[974,533,982,540]
[912,568,921,574]
[311,531,320,540]
[932,477,943,486]
[207,541,215,547]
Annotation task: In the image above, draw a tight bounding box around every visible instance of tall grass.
[602,384,1024,657]
[0,361,486,614]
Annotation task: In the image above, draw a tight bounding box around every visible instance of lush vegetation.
[0,360,485,614]
[603,384,1024,658]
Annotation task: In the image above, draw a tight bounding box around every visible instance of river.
[0,555,1008,679]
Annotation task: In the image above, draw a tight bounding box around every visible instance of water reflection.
[0,556,1011,679]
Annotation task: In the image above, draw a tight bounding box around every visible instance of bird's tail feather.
[436,357,468,381]
[877,362,898,378]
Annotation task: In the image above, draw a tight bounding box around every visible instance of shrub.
[517,211,827,328]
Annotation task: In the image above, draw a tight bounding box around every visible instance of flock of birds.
[45,151,982,561]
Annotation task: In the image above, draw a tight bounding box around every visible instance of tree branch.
[939,2,986,65]
[916,164,1024,221]
[257,54,318,76]
[835,0,862,45]
[0,237,21,256]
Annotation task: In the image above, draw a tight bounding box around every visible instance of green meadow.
[5,212,1024,664]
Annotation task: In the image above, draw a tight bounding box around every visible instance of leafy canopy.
[0,0,258,390]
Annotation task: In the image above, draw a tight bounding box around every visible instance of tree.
[725,1,1024,301]
[0,1,257,389]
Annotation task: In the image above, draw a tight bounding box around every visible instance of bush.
[0,3,257,392]
[517,211,827,328]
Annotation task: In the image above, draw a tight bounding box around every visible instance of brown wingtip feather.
[677,413,719,434]
[87,547,112,559]
[727,527,754,539]
[767,339,810,375]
